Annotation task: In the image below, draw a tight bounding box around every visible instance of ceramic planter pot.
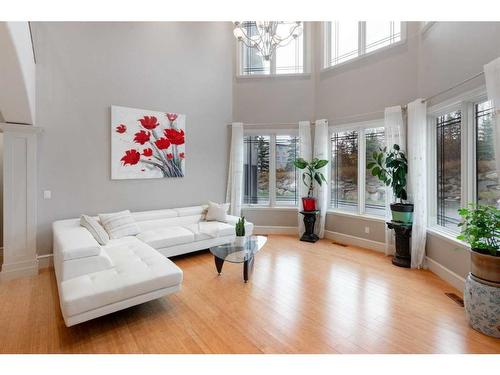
[302,197,316,211]
[470,250,500,285]
[390,203,414,224]
[234,236,246,247]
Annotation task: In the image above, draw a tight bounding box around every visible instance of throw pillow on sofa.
[98,210,140,239]
[205,201,230,222]
[80,214,110,245]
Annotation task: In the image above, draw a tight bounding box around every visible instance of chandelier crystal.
[233,21,303,61]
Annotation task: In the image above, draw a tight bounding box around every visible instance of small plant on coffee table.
[235,217,246,237]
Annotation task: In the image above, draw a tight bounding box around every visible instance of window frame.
[242,128,300,208]
[236,22,311,78]
[322,21,407,71]
[328,119,386,220]
[427,86,489,236]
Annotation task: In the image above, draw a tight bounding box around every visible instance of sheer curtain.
[314,119,329,238]
[298,121,312,236]
[384,106,406,256]
[407,100,427,269]
[484,57,500,174]
[226,122,244,216]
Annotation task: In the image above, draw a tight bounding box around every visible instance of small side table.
[300,210,320,243]
[386,221,412,268]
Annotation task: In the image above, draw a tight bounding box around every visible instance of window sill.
[242,206,298,212]
[426,226,469,249]
[326,209,386,223]
[235,72,312,81]
[320,39,407,76]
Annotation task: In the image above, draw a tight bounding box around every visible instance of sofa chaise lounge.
[52,205,253,326]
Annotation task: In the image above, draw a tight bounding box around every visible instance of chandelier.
[233,21,303,61]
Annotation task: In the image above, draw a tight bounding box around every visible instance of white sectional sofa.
[52,205,253,326]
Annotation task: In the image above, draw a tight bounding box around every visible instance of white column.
[0,123,40,280]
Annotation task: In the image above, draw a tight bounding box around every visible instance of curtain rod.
[421,71,484,103]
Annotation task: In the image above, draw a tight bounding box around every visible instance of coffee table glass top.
[209,236,267,263]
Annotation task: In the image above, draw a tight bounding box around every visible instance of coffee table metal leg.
[214,256,224,275]
[243,256,254,283]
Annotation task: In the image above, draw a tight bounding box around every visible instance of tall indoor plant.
[294,157,328,211]
[367,144,414,223]
[457,204,500,284]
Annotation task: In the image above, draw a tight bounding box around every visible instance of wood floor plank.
[0,235,498,354]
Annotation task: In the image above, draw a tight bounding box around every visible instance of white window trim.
[427,86,488,236]
[321,22,407,73]
[235,22,311,78]
[328,119,386,218]
[242,128,300,209]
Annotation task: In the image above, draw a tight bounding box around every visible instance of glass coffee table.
[209,236,267,283]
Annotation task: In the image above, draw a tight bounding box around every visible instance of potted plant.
[367,144,414,223]
[457,204,500,284]
[235,216,246,247]
[293,158,328,211]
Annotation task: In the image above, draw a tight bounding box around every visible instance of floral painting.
[111,105,185,179]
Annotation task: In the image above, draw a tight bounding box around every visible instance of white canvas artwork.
[111,105,186,180]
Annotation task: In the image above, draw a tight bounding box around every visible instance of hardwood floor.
[0,235,498,354]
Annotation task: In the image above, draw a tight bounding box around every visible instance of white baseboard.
[426,257,465,292]
[0,258,39,281]
[253,226,298,235]
[324,230,386,253]
[38,254,54,269]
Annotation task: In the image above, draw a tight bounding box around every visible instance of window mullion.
[465,102,475,205]
[269,134,277,207]
[359,21,366,56]
[358,129,366,215]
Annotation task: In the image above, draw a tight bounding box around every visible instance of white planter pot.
[234,236,246,247]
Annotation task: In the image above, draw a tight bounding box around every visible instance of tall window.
[324,21,402,68]
[240,22,304,76]
[436,110,462,229]
[365,127,386,215]
[475,100,500,208]
[331,131,359,212]
[243,133,299,206]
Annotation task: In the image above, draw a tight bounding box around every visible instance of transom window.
[324,21,403,68]
[429,94,499,234]
[243,133,300,206]
[330,121,386,217]
[239,22,304,76]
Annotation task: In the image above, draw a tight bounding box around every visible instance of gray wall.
[0,133,3,247]
[33,22,234,255]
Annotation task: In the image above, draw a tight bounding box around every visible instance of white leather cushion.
[136,226,195,249]
[53,220,101,261]
[184,222,234,241]
[99,210,140,239]
[80,215,109,245]
[60,238,183,317]
[174,206,205,217]
[132,209,178,222]
[205,201,229,222]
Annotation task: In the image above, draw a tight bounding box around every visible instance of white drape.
[384,106,406,256]
[314,119,329,238]
[226,122,244,216]
[298,121,312,236]
[407,100,427,269]
[484,57,500,174]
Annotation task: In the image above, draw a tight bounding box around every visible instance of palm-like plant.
[293,158,328,197]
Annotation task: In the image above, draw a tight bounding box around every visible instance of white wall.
[32,22,234,255]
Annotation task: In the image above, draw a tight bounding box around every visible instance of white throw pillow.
[80,214,109,245]
[98,210,140,239]
[205,201,229,222]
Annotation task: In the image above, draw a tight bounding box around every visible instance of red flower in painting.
[142,148,153,157]
[116,124,127,133]
[121,149,141,166]
[155,137,171,150]
[179,152,185,159]
[134,130,151,145]
[164,128,185,145]
[166,113,178,122]
[167,153,174,160]
[138,116,159,130]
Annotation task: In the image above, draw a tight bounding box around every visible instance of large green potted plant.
[457,204,500,284]
[293,157,328,211]
[367,144,414,223]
